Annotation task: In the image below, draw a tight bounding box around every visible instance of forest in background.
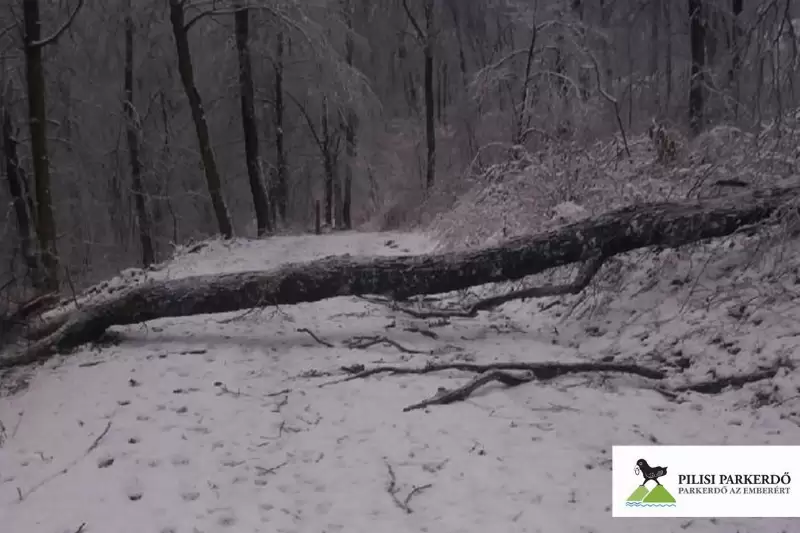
[0,0,797,293]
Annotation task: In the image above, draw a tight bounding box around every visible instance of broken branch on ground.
[298,327,335,348]
[343,335,429,354]
[323,358,789,411]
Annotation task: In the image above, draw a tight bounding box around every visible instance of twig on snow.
[344,335,429,354]
[404,370,535,411]
[73,523,87,533]
[404,483,433,509]
[86,420,112,453]
[213,381,253,398]
[270,390,290,413]
[18,420,112,501]
[298,327,335,348]
[255,460,288,476]
[297,326,428,354]
[385,461,408,512]
[384,460,429,514]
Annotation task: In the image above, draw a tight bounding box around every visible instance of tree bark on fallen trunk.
[3,185,798,368]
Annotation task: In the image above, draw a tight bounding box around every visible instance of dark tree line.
[0,0,796,291]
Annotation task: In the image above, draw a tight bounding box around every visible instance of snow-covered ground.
[2,230,800,533]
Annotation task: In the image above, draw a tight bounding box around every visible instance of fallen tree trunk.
[3,185,799,368]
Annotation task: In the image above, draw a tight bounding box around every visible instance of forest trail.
[1,231,798,533]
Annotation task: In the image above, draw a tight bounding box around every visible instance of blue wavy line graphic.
[625,502,677,508]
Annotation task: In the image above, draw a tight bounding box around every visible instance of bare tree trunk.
[650,0,660,111]
[571,0,588,100]
[422,0,436,189]
[729,0,743,79]
[315,200,321,235]
[599,0,613,85]
[729,0,743,118]
[513,24,537,145]
[705,3,719,67]
[321,96,339,227]
[286,91,339,230]
[342,0,356,230]
[22,0,59,290]
[664,0,673,113]
[273,31,288,224]
[124,2,155,267]
[554,26,568,98]
[689,0,706,135]
[156,91,178,244]
[168,0,233,238]
[448,3,469,90]
[404,0,435,189]
[234,2,271,237]
[1,85,41,285]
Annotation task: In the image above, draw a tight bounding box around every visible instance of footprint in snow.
[206,506,238,527]
[170,454,191,466]
[217,514,237,527]
[315,501,332,515]
[181,491,200,502]
[125,478,144,501]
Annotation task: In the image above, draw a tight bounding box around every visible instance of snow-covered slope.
[2,230,800,533]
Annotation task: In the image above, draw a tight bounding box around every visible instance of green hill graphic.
[627,486,649,502]
[642,485,676,503]
[627,485,676,504]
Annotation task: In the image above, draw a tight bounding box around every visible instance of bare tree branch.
[401,0,425,42]
[184,7,244,32]
[285,91,324,149]
[29,0,85,49]
[381,253,605,319]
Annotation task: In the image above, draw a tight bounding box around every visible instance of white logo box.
[612,446,800,517]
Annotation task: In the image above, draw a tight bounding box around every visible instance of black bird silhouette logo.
[635,458,668,487]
